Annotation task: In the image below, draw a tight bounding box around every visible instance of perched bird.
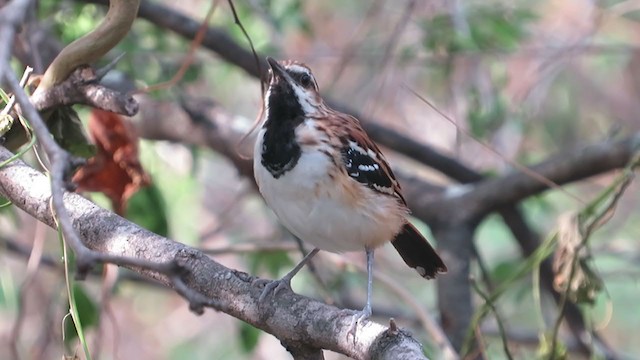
[253,56,447,334]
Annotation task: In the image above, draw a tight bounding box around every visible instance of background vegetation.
[0,0,639,359]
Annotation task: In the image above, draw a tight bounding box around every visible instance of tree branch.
[29,65,138,115]
[35,0,140,90]
[0,146,429,360]
[417,134,640,224]
[80,0,478,182]
[152,97,625,357]
[34,2,628,356]
[71,4,606,353]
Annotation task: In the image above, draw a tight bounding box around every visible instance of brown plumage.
[253,57,446,335]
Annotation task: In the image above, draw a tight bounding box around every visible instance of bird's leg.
[347,247,374,340]
[256,248,320,302]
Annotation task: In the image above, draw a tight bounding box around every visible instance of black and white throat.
[259,81,306,179]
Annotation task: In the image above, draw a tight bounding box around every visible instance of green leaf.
[125,182,169,237]
[0,267,18,310]
[490,260,521,285]
[0,87,10,103]
[48,107,96,159]
[238,322,262,353]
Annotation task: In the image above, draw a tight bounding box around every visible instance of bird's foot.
[253,276,293,303]
[347,304,372,342]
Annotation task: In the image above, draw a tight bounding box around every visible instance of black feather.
[392,223,447,279]
[341,142,394,195]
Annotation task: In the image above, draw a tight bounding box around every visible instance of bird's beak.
[266,57,290,83]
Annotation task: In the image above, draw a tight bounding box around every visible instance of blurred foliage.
[262,0,312,34]
[248,249,293,278]
[418,5,537,141]
[0,267,18,311]
[468,89,508,139]
[0,0,637,359]
[420,5,536,55]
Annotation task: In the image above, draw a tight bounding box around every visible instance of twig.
[93,264,119,360]
[363,0,415,117]
[136,0,220,94]
[35,0,141,90]
[9,220,47,360]
[0,148,429,359]
[0,0,33,78]
[470,277,513,360]
[29,65,138,116]
[1,67,33,116]
[405,86,585,205]
[226,0,264,93]
[6,70,221,313]
[549,165,636,359]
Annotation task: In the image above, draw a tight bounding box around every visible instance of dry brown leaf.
[73,109,150,215]
[552,213,602,304]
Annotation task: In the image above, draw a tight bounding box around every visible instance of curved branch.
[0,146,429,360]
[36,0,140,90]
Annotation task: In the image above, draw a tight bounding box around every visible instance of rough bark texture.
[0,146,429,360]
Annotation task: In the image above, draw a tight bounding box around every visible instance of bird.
[253,56,447,336]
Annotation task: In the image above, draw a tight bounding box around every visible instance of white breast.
[253,124,407,253]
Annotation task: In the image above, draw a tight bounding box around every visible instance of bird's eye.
[299,74,312,88]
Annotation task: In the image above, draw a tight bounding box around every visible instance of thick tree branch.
[433,224,476,351]
[2,0,217,314]
[6,69,222,313]
[33,1,626,356]
[416,135,640,224]
[147,98,623,357]
[72,4,607,353]
[0,146,429,360]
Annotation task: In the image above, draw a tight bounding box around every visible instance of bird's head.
[265,57,322,116]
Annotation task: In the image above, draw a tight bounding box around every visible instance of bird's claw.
[254,277,293,303]
[346,305,372,342]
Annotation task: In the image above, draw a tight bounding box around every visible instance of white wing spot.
[348,141,369,155]
[358,164,378,171]
[416,266,427,277]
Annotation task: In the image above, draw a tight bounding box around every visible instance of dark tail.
[391,223,447,279]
